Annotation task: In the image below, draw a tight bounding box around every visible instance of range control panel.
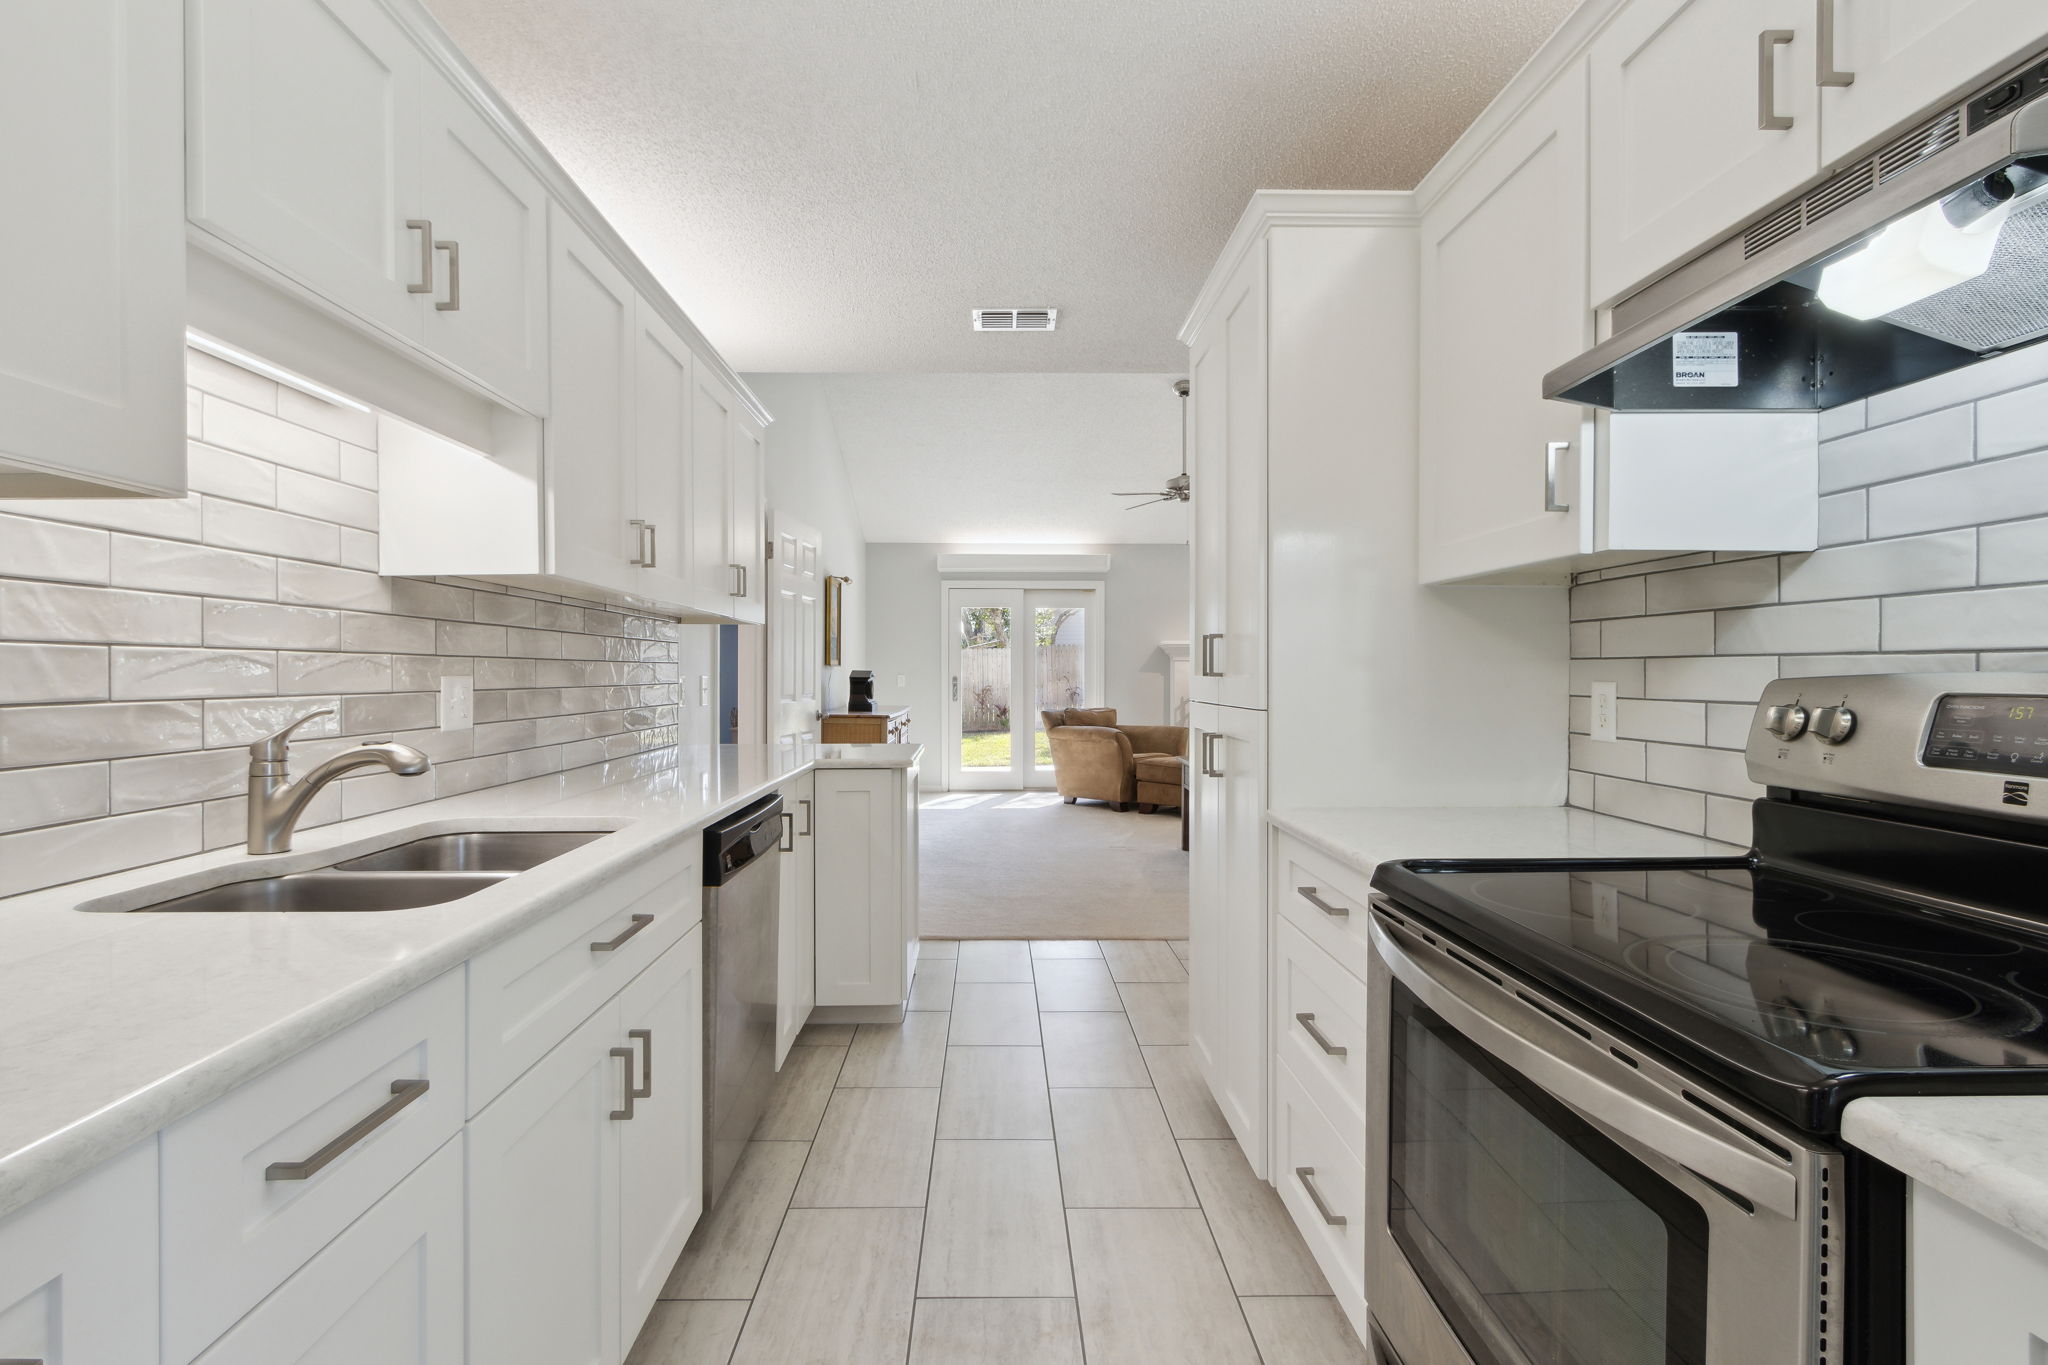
[1746,673,2048,822]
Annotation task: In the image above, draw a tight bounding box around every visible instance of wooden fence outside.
[960,644,1085,731]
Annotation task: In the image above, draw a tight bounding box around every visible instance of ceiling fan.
[1115,378,1191,509]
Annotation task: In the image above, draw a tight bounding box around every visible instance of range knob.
[1765,704,1810,740]
[1812,705,1857,745]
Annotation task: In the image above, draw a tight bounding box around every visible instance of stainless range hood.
[1548,49,2048,412]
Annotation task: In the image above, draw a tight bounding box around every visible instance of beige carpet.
[918,791,1189,940]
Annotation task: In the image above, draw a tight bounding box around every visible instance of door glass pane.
[959,606,1012,769]
[1032,606,1086,769]
[1387,981,1710,1365]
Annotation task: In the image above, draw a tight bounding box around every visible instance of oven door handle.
[1369,918,1800,1219]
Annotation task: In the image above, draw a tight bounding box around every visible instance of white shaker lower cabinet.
[814,763,921,1012]
[0,1141,157,1365]
[469,926,703,1365]
[1908,1183,2048,1364]
[1188,701,1269,1175]
[777,771,818,1063]
[189,1137,465,1365]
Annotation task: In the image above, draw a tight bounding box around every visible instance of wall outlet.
[896,674,906,689]
[699,675,711,706]
[439,676,475,731]
[1590,682,1618,742]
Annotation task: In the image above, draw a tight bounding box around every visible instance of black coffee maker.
[847,671,876,713]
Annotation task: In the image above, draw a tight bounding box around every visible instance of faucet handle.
[251,708,336,765]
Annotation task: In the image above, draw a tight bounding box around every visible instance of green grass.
[959,731,1053,768]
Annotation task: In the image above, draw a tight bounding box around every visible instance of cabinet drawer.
[1274,834,1377,984]
[1274,919,1368,1160]
[160,969,465,1365]
[191,1136,464,1365]
[1273,1057,1366,1301]
[468,841,698,1109]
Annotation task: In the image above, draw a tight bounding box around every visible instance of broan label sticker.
[1672,332,1740,388]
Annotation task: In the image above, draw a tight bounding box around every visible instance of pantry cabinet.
[0,1141,157,1365]
[1587,0,1819,306]
[1188,700,1268,1174]
[1186,240,1267,711]
[0,0,185,497]
[777,772,818,1064]
[1820,2,2048,164]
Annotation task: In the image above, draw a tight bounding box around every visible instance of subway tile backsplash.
[1571,346,2048,846]
[0,348,698,899]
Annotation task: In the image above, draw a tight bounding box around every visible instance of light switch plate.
[896,674,906,688]
[1591,682,1618,742]
[439,676,475,731]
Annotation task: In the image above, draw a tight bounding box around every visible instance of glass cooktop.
[1371,855,2048,1132]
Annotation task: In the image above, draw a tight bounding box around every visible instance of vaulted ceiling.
[424,0,1578,372]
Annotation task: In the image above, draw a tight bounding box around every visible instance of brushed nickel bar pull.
[1296,1166,1347,1226]
[265,1079,429,1181]
[1544,441,1572,512]
[1297,887,1349,919]
[435,238,460,311]
[1817,0,1854,86]
[643,522,657,569]
[629,518,651,566]
[799,797,813,836]
[590,912,654,953]
[628,1028,653,1099]
[780,811,795,853]
[406,219,434,293]
[1759,29,1796,130]
[1199,632,1224,677]
[1295,1012,1348,1057]
[730,563,746,597]
[609,1047,637,1120]
[1200,731,1224,778]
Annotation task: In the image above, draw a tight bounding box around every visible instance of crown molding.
[1179,190,1418,345]
[382,0,773,425]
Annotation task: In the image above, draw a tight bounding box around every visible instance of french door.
[943,584,1104,790]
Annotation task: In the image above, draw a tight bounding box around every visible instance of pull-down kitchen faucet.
[246,708,430,854]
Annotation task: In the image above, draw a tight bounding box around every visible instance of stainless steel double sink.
[131,832,607,913]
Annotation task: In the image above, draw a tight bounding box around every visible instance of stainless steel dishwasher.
[702,793,782,1206]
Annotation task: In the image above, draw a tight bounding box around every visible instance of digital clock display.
[1923,694,2048,773]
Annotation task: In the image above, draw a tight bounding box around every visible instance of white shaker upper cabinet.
[1818,1,2048,164]
[546,203,639,598]
[1419,62,1591,585]
[187,0,428,340]
[729,408,768,625]
[418,66,550,412]
[631,302,699,607]
[1589,0,1819,306]
[689,366,740,607]
[0,0,184,497]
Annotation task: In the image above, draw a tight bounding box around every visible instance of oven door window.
[1388,980,1710,1365]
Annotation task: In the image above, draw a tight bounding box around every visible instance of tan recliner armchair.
[1041,707,1188,812]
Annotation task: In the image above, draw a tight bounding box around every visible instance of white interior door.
[767,510,823,745]
[944,584,1104,791]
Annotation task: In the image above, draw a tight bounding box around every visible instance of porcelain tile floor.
[630,938,1370,1365]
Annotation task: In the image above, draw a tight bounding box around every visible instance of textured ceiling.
[780,373,1191,544]
[424,0,1578,371]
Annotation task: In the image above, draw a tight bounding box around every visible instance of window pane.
[960,607,1012,768]
[1033,606,1085,769]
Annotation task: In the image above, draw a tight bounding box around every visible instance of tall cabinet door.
[1819,2,2048,163]
[1186,240,1267,711]
[617,930,705,1342]
[0,1142,157,1365]
[1,0,184,497]
[632,304,698,606]
[468,1002,623,1365]
[1419,63,1590,585]
[419,67,550,411]
[546,203,638,597]
[1188,702,1269,1175]
[1588,0,1818,305]
[187,0,426,339]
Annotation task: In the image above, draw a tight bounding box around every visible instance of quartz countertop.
[1844,1096,2048,1254]
[0,742,920,1222]
[1268,805,1744,875]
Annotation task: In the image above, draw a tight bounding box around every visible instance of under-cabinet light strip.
[184,330,374,414]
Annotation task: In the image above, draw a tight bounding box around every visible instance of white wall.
[744,374,868,713]
[865,542,1191,770]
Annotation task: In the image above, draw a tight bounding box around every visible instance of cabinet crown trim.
[1179,191,1417,344]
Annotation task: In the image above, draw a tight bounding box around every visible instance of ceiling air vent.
[972,308,1058,331]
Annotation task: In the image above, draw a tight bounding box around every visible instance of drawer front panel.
[190,1135,464,1365]
[468,842,698,1108]
[1273,1056,1366,1301]
[1275,834,1376,984]
[161,969,465,1364]
[1274,918,1368,1160]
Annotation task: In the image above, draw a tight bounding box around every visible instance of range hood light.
[1817,194,2012,321]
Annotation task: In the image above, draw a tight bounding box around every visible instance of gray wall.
[745,374,868,714]
[865,543,1190,771]
[1568,345,2048,845]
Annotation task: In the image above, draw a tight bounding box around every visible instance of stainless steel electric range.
[1364,674,2048,1365]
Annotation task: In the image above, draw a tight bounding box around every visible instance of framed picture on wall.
[824,575,849,666]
